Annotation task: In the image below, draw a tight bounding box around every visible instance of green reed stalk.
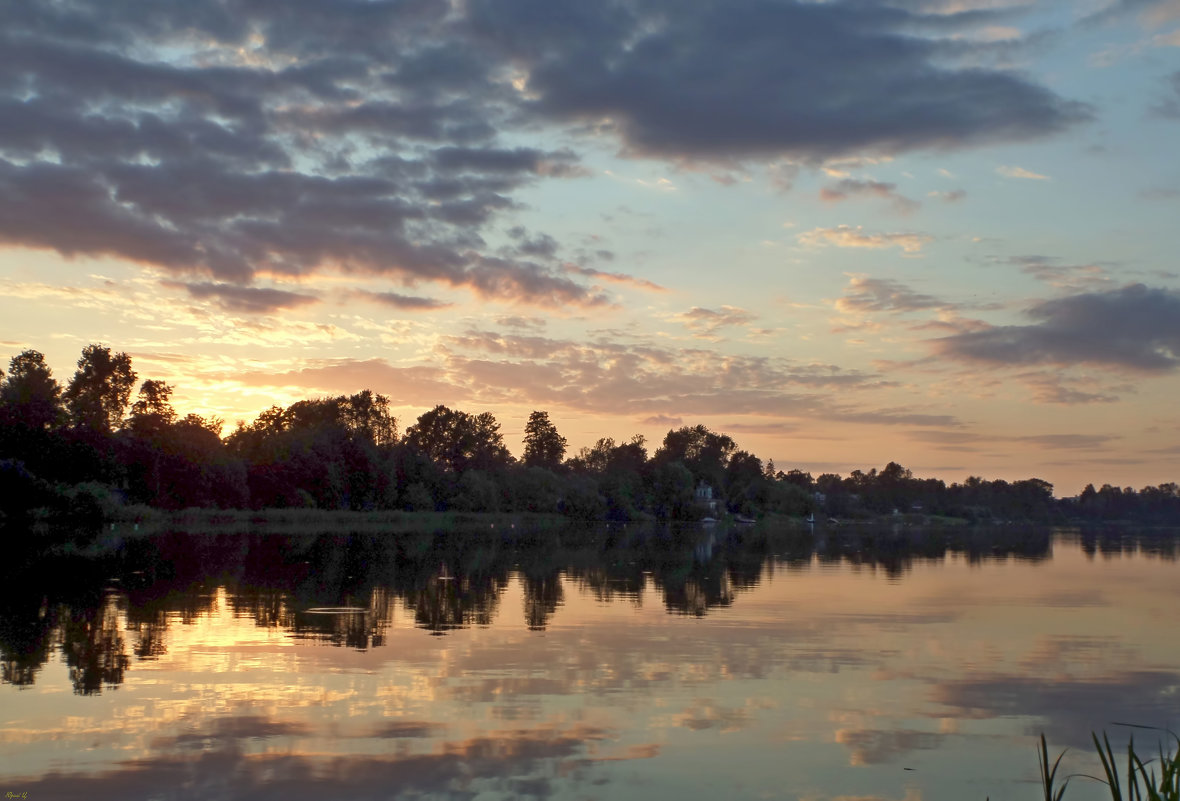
[1040,733,1071,801]
[1035,728,1179,801]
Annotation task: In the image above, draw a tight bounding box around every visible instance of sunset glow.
[3,0,1179,493]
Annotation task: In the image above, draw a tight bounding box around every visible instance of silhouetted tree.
[651,460,695,520]
[724,449,764,514]
[567,435,650,520]
[654,424,736,489]
[522,410,566,469]
[404,405,511,474]
[226,394,393,510]
[0,349,63,431]
[63,345,136,432]
[126,379,177,437]
[339,389,398,447]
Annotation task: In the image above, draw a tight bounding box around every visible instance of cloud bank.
[0,0,1089,307]
[935,284,1180,371]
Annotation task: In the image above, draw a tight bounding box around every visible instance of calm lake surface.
[1,523,1177,801]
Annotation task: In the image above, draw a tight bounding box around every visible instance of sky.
[1,0,1179,495]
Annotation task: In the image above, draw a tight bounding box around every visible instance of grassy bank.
[124,507,569,535]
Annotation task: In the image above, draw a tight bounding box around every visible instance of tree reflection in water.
[0,521,1169,692]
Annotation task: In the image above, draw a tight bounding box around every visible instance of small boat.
[735,514,756,525]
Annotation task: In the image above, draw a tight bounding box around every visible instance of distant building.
[695,481,718,515]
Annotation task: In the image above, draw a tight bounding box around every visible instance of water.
[0,523,1177,800]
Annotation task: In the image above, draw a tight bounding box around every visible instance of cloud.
[0,6,608,308]
[927,189,967,202]
[674,305,759,337]
[495,315,547,330]
[835,276,945,313]
[640,414,684,427]
[467,0,1088,163]
[1084,0,1180,30]
[426,329,956,427]
[934,284,1180,371]
[1016,433,1119,449]
[1017,371,1123,405]
[357,290,453,311]
[820,179,920,213]
[996,165,1051,180]
[798,226,932,253]
[564,264,667,292]
[233,359,462,407]
[1003,255,1112,291]
[908,429,1119,450]
[0,0,1092,316]
[430,146,585,177]
[172,282,320,314]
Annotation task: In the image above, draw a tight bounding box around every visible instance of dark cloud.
[467,0,1089,162]
[431,146,585,177]
[466,256,612,307]
[0,0,1089,309]
[0,1,602,307]
[358,290,453,311]
[820,179,920,212]
[934,284,1180,371]
[507,230,561,259]
[176,282,320,313]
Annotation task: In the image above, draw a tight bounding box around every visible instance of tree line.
[2,345,1179,528]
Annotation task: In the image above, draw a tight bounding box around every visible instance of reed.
[1039,733,1070,801]
[1036,728,1180,801]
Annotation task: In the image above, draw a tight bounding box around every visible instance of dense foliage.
[2,345,1179,529]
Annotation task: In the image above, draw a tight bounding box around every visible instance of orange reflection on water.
[0,527,1177,801]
